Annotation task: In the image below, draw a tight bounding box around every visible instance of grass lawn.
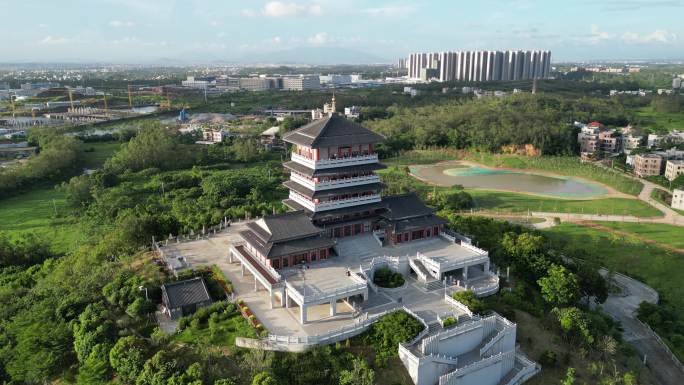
[80,141,122,169]
[465,153,644,196]
[587,221,684,252]
[0,185,82,254]
[468,190,663,218]
[173,312,258,348]
[544,223,684,316]
[634,106,684,134]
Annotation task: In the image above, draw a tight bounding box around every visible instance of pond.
[410,162,610,198]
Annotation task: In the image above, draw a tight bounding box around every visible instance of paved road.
[599,270,684,385]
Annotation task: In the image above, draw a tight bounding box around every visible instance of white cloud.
[307,32,328,45]
[585,25,614,45]
[38,23,48,28]
[272,36,282,44]
[622,30,677,44]
[361,4,415,17]
[109,20,135,27]
[38,36,71,45]
[243,1,322,17]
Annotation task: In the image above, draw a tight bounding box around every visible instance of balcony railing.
[290,173,380,191]
[289,192,381,212]
[291,152,378,170]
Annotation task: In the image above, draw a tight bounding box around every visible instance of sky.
[2,0,683,64]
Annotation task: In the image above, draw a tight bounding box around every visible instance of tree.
[109,336,148,383]
[76,343,111,385]
[552,307,594,346]
[339,357,375,385]
[252,371,277,385]
[538,264,580,307]
[561,367,576,385]
[106,126,181,172]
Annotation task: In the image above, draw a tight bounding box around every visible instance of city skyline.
[2,0,683,64]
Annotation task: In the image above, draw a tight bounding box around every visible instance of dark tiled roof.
[283,180,384,199]
[246,211,323,243]
[162,277,211,309]
[270,236,336,258]
[394,215,447,232]
[283,161,386,177]
[282,113,385,147]
[240,211,333,259]
[382,193,435,220]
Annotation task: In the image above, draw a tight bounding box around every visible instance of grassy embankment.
[0,141,121,254]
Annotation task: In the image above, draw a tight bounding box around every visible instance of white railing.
[267,305,413,347]
[438,351,514,385]
[417,252,489,276]
[503,351,541,385]
[460,242,489,256]
[229,244,282,287]
[635,318,684,374]
[291,152,379,170]
[290,173,381,191]
[409,258,430,282]
[444,294,475,317]
[285,280,367,305]
[288,191,382,212]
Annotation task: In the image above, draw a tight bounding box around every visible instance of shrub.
[373,267,405,288]
[452,290,486,314]
[442,317,457,328]
[538,349,557,367]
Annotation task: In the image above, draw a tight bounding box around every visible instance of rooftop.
[162,277,211,309]
[282,113,385,148]
[241,211,335,259]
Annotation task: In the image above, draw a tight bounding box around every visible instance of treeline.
[367,94,632,156]
[0,134,82,198]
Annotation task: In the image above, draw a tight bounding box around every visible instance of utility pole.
[127,84,133,109]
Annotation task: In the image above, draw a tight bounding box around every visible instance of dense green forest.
[367,93,633,156]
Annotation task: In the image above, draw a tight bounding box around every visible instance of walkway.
[599,270,684,385]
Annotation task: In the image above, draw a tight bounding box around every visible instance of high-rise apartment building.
[408,50,551,82]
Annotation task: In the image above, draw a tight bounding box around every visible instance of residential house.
[633,154,663,177]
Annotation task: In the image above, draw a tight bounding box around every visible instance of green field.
[468,190,663,217]
[382,148,459,166]
[595,222,684,250]
[80,141,122,169]
[635,106,684,134]
[0,186,82,254]
[465,153,644,196]
[545,222,684,315]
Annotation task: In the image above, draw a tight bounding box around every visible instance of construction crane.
[127,84,133,109]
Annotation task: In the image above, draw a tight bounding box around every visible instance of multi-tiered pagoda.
[282,113,387,237]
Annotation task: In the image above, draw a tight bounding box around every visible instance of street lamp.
[138,285,148,301]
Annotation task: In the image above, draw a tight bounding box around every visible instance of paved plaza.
[161,227,469,337]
